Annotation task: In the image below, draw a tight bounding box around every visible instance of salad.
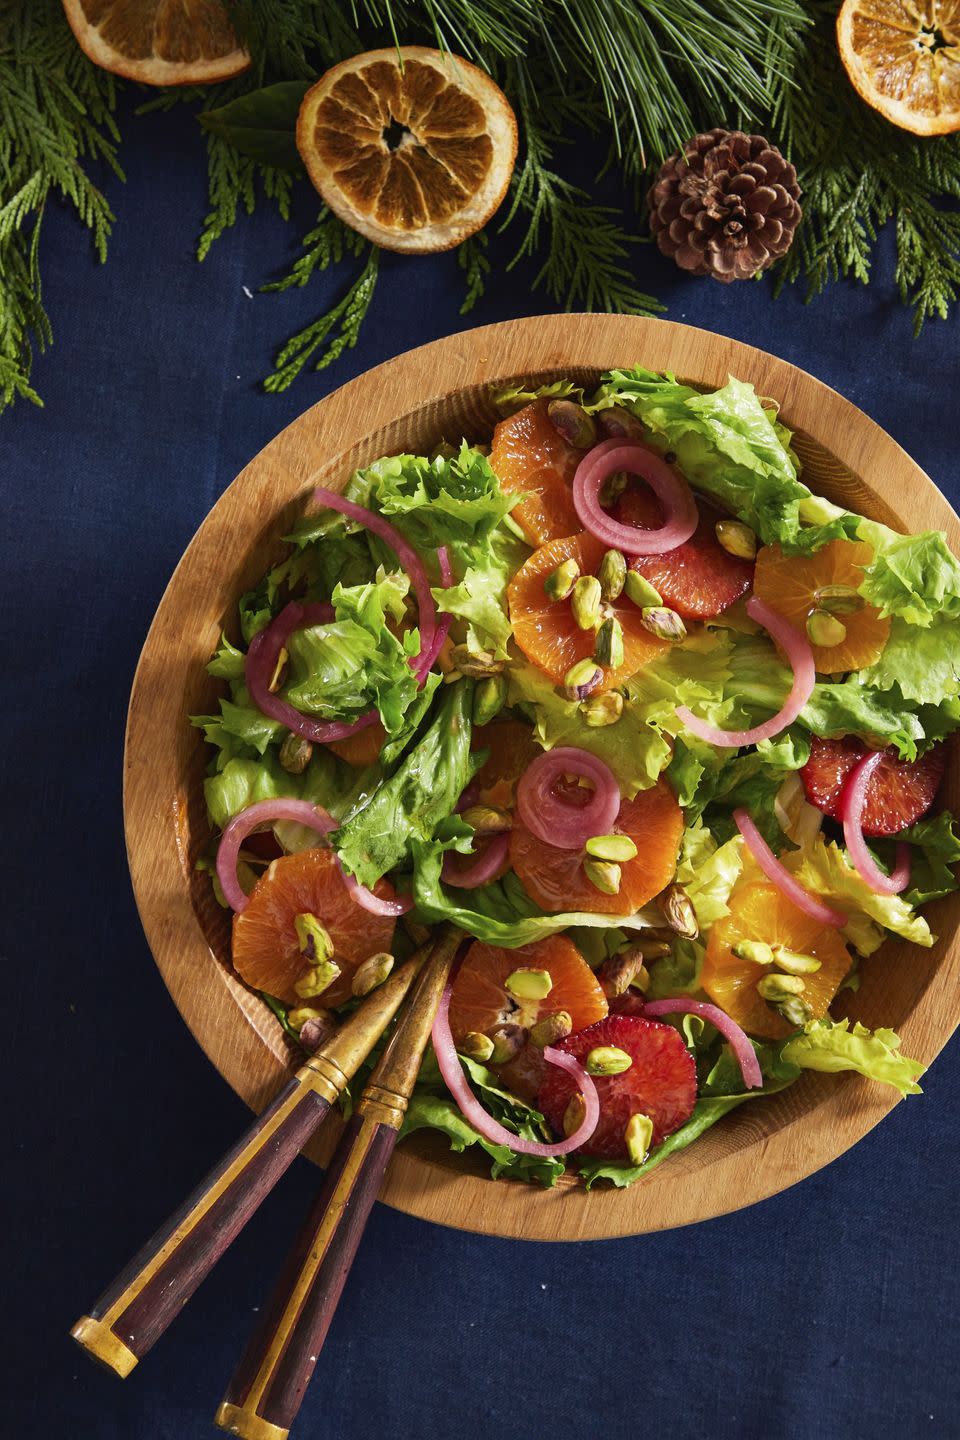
[193,368,960,1189]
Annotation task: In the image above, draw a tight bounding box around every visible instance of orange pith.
[837,0,960,136]
[510,781,684,915]
[296,47,518,253]
[448,936,608,1098]
[231,848,396,1008]
[752,539,890,674]
[507,532,669,690]
[61,0,250,85]
[470,719,541,809]
[489,400,582,543]
[702,876,852,1040]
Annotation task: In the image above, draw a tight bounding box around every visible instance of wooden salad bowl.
[125,314,960,1242]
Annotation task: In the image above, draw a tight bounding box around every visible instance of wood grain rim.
[124,314,960,1242]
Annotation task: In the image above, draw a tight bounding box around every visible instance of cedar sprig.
[263,243,379,392]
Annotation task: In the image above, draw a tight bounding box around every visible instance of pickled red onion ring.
[336,863,413,916]
[442,833,510,888]
[734,808,845,927]
[217,799,336,913]
[516,747,621,850]
[573,439,699,554]
[841,752,911,895]
[643,998,763,1089]
[432,981,600,1155]
[437,544,453,587]
[676,595,815,747]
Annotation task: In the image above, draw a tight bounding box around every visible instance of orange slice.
[507,531,669,691]
[232,848,396,1008]
[837,0,960,135]
[470,719,541,809]
[489,400,582,543]
[327,720,385,769]
[61,0,249,85]
[702,877,852,1041]
[448,936,608,1098]
[510,781,684,916]
[296,47,517,254]
[752,539,890,674]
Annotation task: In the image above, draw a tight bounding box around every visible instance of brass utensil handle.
[215,1110,398,1440]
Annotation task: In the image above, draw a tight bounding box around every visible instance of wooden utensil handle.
[71,1070,334,1377]
[215,1110,398,1440]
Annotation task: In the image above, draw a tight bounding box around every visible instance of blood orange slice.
[489,400,582,543]
[614,484,754,620]
[232,848,396,1007]
[801,735,945,836]
[510,781,684,915]
[752,539,890,674]
[507,532,668,690]
[701,876,852,1040]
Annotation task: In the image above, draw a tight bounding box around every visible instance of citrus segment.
[837,0,960,136]
[801,734,945,835]
[62,0,250,85]
[752,539,890,674]
[327,720,385,768]
[701,877,853,1040]
[507,531,669,690]
[510,781,684,915]
[232,847,396,1007]
[614,484,754,620]
[296,47,517,253]
[489,400,582,543]
[470,719,541,809]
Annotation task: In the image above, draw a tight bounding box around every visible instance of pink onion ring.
[734,808,845,927]
[216,799,336,913]
[516,747,621,850]
[573,439,699,554]
[676,595,815,747]
[442,833,511,888]
[246,602,380,744]
[336,862,412,916]
[643,999,763,1089]
[841,753,912,895]
[432,981,600,1155]
[437,544,453,587]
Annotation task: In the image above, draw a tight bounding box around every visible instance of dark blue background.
[4,96,959,1440]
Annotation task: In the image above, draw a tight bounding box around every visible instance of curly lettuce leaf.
[490,378,582,415]
[858,530,960,628]
[201,748,369,833]
[676,823,744,929]
[782,835,934,954]
[780,1018,924,1096]
[433,527,528,659]
[861,615,960,707]
[896,812,960,906]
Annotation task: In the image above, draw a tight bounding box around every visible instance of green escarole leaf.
[199,82,309,169]
[858,529,960,627]
[780,1019,924,1096]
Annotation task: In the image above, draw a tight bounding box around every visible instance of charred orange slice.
[62,0,249,85]
[489,400,582,543]
[507,531,669,690]
[296,47,517,253]
[752,539,890,674]
[702,877,853,1040]
[837,0,960,136]
[232,848,396,1008]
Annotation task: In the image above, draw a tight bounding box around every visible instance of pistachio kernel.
[547,397,598,450]
[458,1031,495,1063]
[293,958,341,999]
[351,951,395,997]
[777,995,815,1027]
[581,690,624,727]
[624,1113,654,1166]
[624,570,663,609]
[544,557,580,602]
[594,616,625,669]
[598,469,629,506]
[585,1045,633,1076]
[562,1092,588,1137]
[505,967,553,1000]
[489,1023,527,1064]
[562,658,604,702]
[585,833,639,863]
[294,913,335,966]
[805,609,847,647]
[598,405,645,442]
[731,939,775,966]
[598,549,627,602]
[472,674,506,726]
[279,732,314,775]
[598,946,646,997]
[460,804,513,836]
[297,1012,338,1050]
[288,1004,334,1032]
[714,519,757,560]
[571,574,603,631]
[640,606,687,643]
[657,883,699,939]
[814,583,864,615]
[584,858,622,895]
[757,973,806,1001]
[450,643,504,677]
[772,945,822,975]
[529,1011,573,1048]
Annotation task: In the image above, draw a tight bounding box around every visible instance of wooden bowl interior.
[127,317,960,1241]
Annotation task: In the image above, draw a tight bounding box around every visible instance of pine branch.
[263,238,379,392]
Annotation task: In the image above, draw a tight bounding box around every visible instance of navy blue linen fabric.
[3,96,959,1440]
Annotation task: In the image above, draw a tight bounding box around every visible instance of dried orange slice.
[232,848,396,1008]
[752,539,890,675]
[296,46,517,254]
[507,531,669,691]
[61,0,249,85]
[837,0,960,135]
[489,400,582,543]
[702,876,852,1041]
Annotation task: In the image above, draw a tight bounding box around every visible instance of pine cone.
[648,128,801,283]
